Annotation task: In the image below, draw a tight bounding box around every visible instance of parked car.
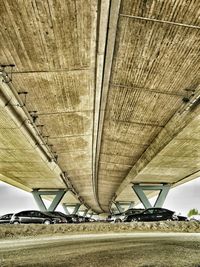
[10,210,66,224]
[76,216,85,223]
[189,215,200,222]
[177,215,188,221]
[45,211,73,223]
[70,214,80,223]
[124,208,178,222]
[77,216,94,223]
[87,217,96,222]
[0,213,13,224]
[109,208,144,223]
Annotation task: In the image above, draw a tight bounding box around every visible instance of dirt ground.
[1,221,200,239]
[1,232,200,267]
[1,222,200,266]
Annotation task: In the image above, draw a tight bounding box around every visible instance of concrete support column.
[83,209,88,217]
[87,211,93,218]
[62,203,82,215]
[62,203,70,215]
[72,204,81,215]
[132,184,171,209]
[32,189,67,212]
[128,202,134,209]
[114,202,124,213]
[113,201,134,213]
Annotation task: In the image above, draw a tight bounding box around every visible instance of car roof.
[14,210,45,215]
[144,208,174,212]
[0,213,13,217]
[128,208,144,210]
[146,207,168,210]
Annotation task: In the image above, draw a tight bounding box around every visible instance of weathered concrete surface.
[0,0,100,212]
[1,232,200,267]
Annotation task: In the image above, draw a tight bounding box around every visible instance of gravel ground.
[1,233,200,267]
[0,221,200,239]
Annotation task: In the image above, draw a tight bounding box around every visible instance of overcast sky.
[163,178,200,215]
[0,178,200,216]
[0,182,65,215]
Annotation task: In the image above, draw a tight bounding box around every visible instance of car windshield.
[43,212,60,217]
[143,209,154,214]
[125,209,143,215]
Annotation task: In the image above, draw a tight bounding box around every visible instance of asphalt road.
[0,233,200,266]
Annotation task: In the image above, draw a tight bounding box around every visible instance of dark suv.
[124,208,178,222]
[10,210,66,224]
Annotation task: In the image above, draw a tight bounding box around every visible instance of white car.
[189,215,200,221]
[109,208,144,223]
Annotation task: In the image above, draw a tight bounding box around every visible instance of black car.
[124,208,178,222]
[0,213,13,224]
[177,215,188,221]
[46,211,73,223]
[10,210,65,224]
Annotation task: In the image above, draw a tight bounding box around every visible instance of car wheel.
[13,221,20,225]
[115,218,122,223]
[131,218,138,222]
[43,220,51,225]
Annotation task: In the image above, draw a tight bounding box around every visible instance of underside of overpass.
[0,0,200,213]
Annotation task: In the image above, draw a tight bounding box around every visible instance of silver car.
[110,208,144,223]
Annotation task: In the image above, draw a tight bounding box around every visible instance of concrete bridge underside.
[0,0,200,213]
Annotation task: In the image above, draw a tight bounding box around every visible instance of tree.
[187,208,199,217]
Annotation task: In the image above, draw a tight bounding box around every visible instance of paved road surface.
[0,233,200,266]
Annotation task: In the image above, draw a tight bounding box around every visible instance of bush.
[187,208,199,217]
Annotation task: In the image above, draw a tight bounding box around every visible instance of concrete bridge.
[0,0,200,214]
